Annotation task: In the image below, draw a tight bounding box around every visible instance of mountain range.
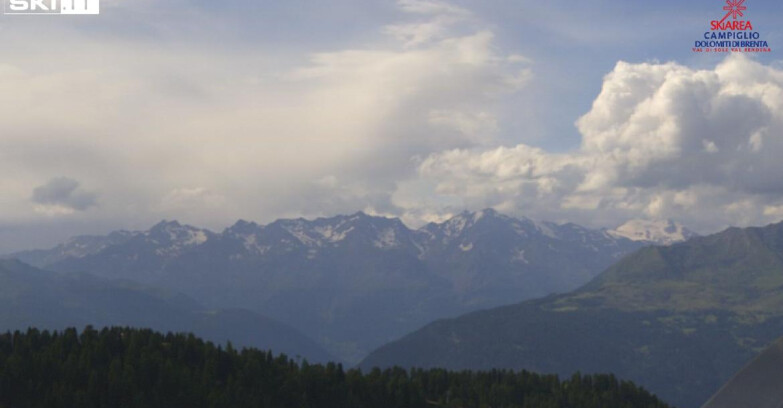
[9,210,682,363]
[360,220,783,408]
[0,259,332,362]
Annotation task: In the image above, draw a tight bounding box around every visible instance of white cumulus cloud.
[405,55,783,233]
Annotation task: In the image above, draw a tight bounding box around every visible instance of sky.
[1,0,782,252]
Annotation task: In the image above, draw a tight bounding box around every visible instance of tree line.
[0,327,671,408]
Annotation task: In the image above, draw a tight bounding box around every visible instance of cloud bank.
[1,0,782,252]
[0,0,529,250]
[409,55,783,232]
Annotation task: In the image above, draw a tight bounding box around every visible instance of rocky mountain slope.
[360,221,783,408]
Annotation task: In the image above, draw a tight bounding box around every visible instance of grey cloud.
[0,0,531,238]
[32,177,98,212]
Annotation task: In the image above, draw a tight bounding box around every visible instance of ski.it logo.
[4,0,99,15]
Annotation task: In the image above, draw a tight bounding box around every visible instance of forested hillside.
[0,327,671,408]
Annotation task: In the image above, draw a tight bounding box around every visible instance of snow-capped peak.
[226,220,261,235]
[438,209,497,237]
[422,209,541,244]
[268,213,410,250]
[147,221,211,254]
[272,216,357,247]
[27,231,140,264]
[608,219,697,245]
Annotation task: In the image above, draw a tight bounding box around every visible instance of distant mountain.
[360,221,783,408]
[608,219,698,245]
[0,259,332,362]
[417,210,650,305]
[12,230,140,266]
[12,210,658,363]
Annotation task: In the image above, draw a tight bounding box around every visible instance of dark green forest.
[0,327,670,408]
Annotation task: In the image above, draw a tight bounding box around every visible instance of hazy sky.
[1,0,783,252]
